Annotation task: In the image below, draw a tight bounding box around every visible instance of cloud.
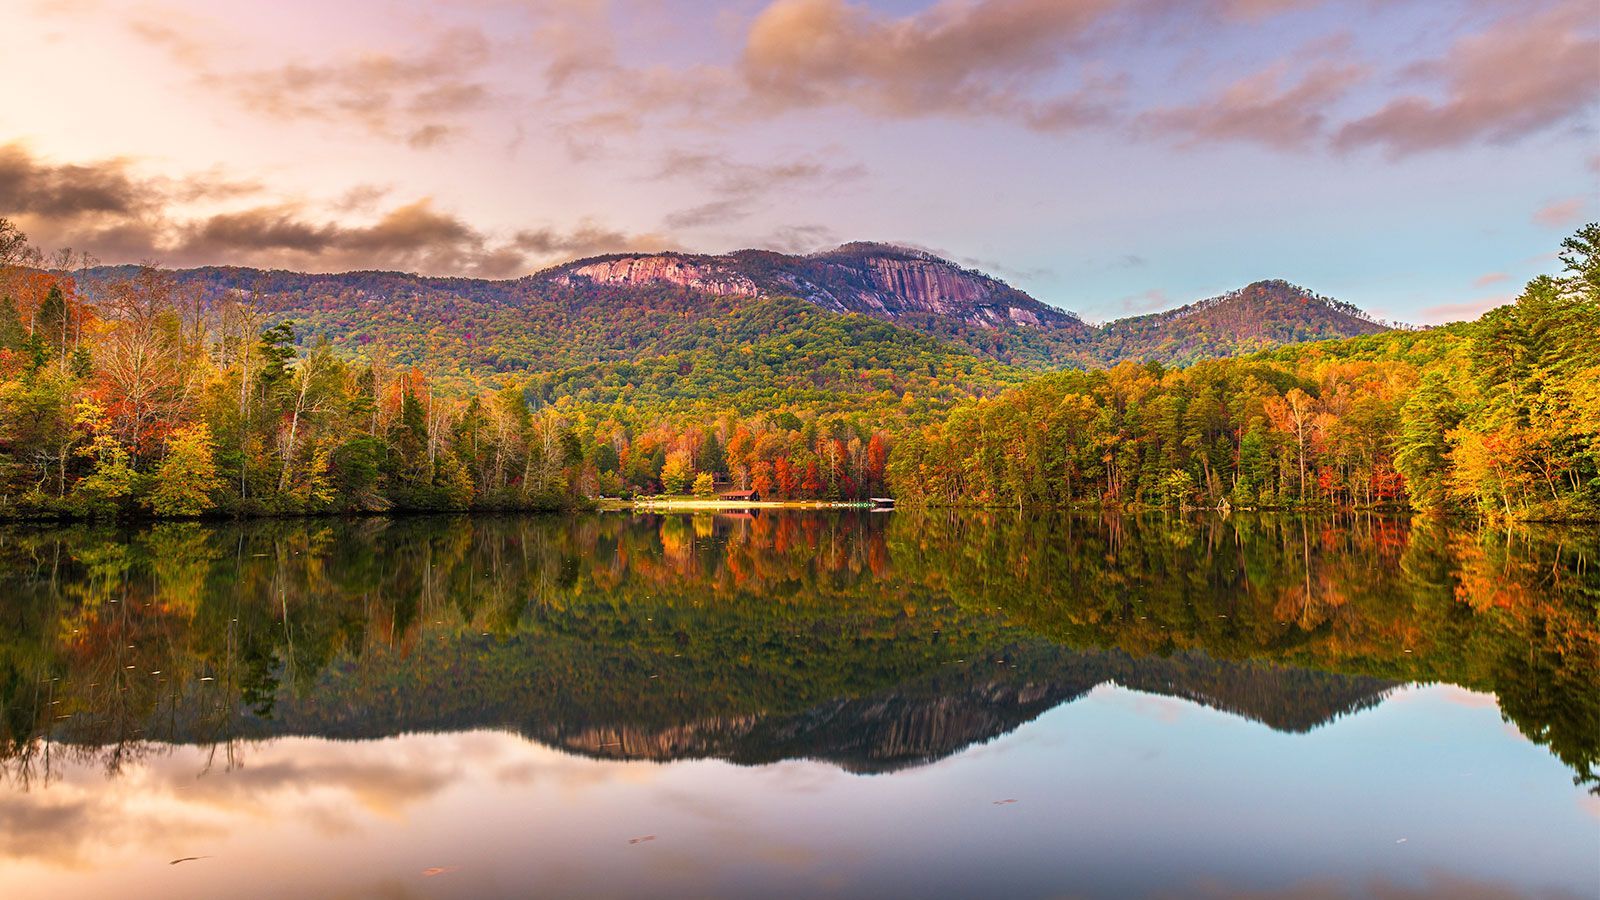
[172,202,663,276]
[1471,271,1509,288]
[1417,295,1511,325]
[735,0,1124,129]
[1141,60,1368,150]
[194,24,498,147]
[1532,196,1587,228]
[665,199,750,230]
[0,143,655,276]
[1220,0,1325,20]
[1177,870,1575,900]
[1119,288,1172,314]
[759,224,839,254]
[512,222,672,259]
[655,150,866,229]
[0,142,255,218]
[1334,4,1600,156]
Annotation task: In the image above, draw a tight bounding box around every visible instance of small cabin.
[870,497,896,508]
[719,489,761,502]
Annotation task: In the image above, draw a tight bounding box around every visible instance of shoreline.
[608,498,880,511]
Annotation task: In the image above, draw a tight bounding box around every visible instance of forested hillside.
[1095,280,1391,364]
[1,216,1595,521]
[890,228,1600,521]
[79,246,1392,377]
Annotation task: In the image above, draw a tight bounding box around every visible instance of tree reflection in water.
[0,511,1594,790]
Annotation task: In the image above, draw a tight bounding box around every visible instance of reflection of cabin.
[719,489,760,502]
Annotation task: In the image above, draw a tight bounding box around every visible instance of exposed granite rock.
[551,255,761,297]
[539,244,1086,334]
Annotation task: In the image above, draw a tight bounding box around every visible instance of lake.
[0,511,1595,898]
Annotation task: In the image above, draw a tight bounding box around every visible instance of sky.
[0,0,1596,324]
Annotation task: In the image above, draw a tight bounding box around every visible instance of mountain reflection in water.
[2,511,1592,788]
[0,509,1593,890]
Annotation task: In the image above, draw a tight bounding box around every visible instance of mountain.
[1096,279,1391,364]
[53,636,1395,775]
[536,242,1097,368]
[543,242,1086,332]
[80,247,1394,400]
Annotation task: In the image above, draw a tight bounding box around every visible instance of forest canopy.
[0,217,1595,521]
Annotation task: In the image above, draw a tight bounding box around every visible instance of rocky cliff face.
[540,244,1086,334]
[550,255,762,298]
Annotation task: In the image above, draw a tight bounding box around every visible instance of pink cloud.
[1533,197,1587,228]
[1140,60,1367,150]
[737,0,1124,129]
[1335,4,1600,155]
[1220,0,1325,20]
[1119,288,1171,314]
[1471,272,1509,288]
[1417,295,1512,325]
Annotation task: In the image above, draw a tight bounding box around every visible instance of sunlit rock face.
[551,256,763,297]
[541,243,1086,333]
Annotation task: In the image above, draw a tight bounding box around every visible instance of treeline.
[3,217,1596,521]
[598,418,889,500]
[0,218,892,517]
[889,227,1600,520]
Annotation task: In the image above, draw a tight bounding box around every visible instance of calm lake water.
[0,511,1595,899]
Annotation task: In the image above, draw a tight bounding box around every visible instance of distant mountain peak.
[1098,277,1390,364]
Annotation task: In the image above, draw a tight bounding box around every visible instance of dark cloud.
[173,201,661,276]
[0,143,159,217]
[1334,4,1600,156]
[0,143,655,277]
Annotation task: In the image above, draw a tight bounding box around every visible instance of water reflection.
[2,511,1593,789]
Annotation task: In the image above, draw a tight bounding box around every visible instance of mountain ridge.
[537,241,1087,334]
[75,243,1397,380]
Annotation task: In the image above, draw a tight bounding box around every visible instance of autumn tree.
[149,423,222,516]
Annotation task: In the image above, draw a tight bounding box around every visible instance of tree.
[149,423,222,515]
[35,284,71,371]
[1265,388,1316,501]
[661,449,692,494]
[0,217,29,269]
[865,432,888,493]
[97,268,187,462]
[276,341,338,494]
[0,296,28,352]
[1395,373,1462,511]
[73,400,136,507]
[692,472,716,496]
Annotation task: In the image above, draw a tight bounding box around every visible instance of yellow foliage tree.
[149,423,222,516]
